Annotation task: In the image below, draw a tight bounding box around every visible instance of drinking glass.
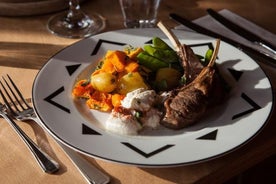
[119,0,161,28]
[47,0,105,38]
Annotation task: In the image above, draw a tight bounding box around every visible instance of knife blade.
[206,8,276,54]
[169,13,276,66]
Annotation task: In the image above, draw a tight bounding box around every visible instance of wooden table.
[0,0,275,183]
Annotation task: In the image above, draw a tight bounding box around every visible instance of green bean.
[137,52,168,71]
[144,45,179,63]
[204,49,213,64]
[143,45,156,56]
[160,49,179,63]
[152,37,173,50]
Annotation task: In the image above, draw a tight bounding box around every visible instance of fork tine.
[1,77,24,111]
[6,74,31,109]
[0,88,17,115]
[0,80,18,110]
[4,76,23,110]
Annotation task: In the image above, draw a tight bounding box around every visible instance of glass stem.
[66,0,89,29]
[69,0,81,14]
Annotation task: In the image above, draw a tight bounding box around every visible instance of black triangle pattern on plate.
[232,93,261,120]
[228,68,243,81]
[121,142,174,158]
[44,86,70,113]
[196,129,218,140]
[188,42,214,50]
[66,64,81,76]
[145,39,153,44]
[91,39,127,56]
[143,41,213,50]
[82,124,102,135]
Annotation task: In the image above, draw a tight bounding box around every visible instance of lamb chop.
[157,21,204,84]
[157,22,223,129]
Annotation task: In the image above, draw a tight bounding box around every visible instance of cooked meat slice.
[161,40,222,129]
[157,21,204,84]
[157,22,225,130]
[162,87,207,129]
[181,45,204,84]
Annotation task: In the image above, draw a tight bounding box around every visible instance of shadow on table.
[0,41,66,69]
[140,58,274,183]
[16,119,67,175]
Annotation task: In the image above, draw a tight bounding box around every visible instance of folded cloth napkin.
[175,9,276,58]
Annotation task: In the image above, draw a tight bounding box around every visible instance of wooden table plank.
[0,0,275,183]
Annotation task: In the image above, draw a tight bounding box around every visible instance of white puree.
[104,88,162,135]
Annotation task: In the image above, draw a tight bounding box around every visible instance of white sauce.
[104,88,162,135]
[121,88,157,111]
[105,110,142,135]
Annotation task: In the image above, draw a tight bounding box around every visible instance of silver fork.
[1,75,110,184]
[0,87,59,174]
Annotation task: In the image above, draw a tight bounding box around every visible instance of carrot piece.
[125,61,139,73]
[72,80,93,98]
[86,98,113,112]
[100,58,116,74]
[91,69,103,76]
[111,93,125,108]
[87,91,113,111]
[127,47,143,60]
[105,50,127,72]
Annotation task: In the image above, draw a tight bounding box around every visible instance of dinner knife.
[206,8,276,55]
[169,13,276,66]
[59,142,110,184]
[33,118,110,184]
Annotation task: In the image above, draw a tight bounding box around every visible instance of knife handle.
[169,13,276,67]
[59,143,110,184]
[206,8,276,55]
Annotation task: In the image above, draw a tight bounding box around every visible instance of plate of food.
[32,25,273,167]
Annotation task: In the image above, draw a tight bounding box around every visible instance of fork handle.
[31,116,110,183]
[1,113,59,173]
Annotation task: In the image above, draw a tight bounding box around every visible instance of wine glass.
[47,0,105,38]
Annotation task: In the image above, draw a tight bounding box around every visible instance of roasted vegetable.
[116,72,148,95]
[111,93,125,108]
[72,79,93,98]
[143,45,179,63]
[86,91,113,111]
[105,50,128,72]
[137,37,181,72]
[137,52,168,71]
[125,61,140,73]
[91,72,117,93]
[124,47,143,60]
[152,37,172,50]
[204,49,213,64]
[155,67,182,91]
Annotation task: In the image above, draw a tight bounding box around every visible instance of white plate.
[32,29,273,167]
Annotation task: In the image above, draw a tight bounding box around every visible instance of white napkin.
[175,9,276,58]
